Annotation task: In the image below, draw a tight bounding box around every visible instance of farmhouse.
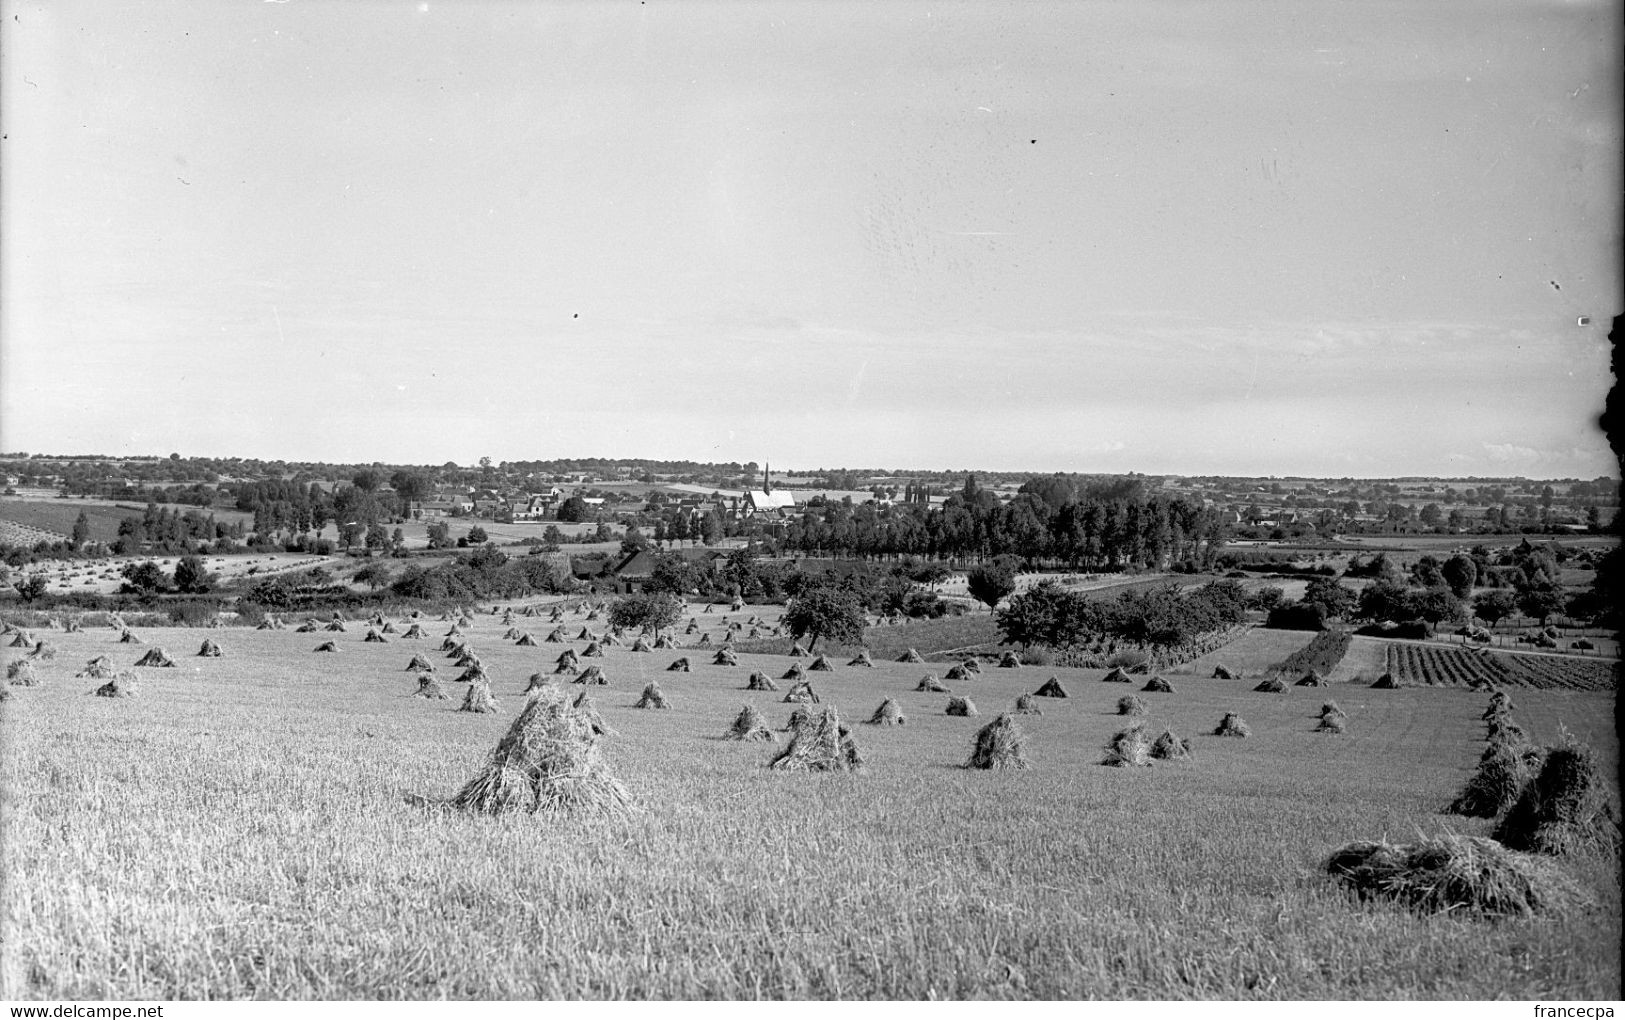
[608,548,657,593]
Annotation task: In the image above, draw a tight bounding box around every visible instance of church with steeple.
[743,460,795,516]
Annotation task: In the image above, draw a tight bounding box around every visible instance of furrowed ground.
[1,605,1618,1000]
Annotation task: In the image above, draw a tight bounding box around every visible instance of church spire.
[763,461,771,494]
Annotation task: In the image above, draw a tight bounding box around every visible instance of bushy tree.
[12,574,48,602]
[557,495,589,522]
[967,561,1017,613]
[783,584,865,652]
[353,561,392,590]
[1301,576,1356,620]
[1441,554,1478,599]
[426,521,452,550]
[172,555,216,594]
[467,525,488,545]
[608,591,684,640]
[1471,589,1516,629]
[1515,584,1566,628]
[71,511,91,548]
[119,560,169,595]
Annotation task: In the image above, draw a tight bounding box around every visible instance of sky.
[1,0,1619,478]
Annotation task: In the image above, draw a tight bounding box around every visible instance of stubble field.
[1,604,1618,1000]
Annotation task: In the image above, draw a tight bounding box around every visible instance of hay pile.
[326,621,347,633]
[581,641,603,658]
[502,627,521,640]
[745,670,777,691]
[783,680,820,704]
[726,704,775,741]
[784,706,810,732]
[441,637,463,653]
[1102,724,1152,767]
[1323,834,1579,916]
[524,672,553,693]
[514,632,538,647]
[75,655,115,680]
[848,649,874,667]
[1117,694,1147,716]
[1013,693,1041,715]
[666,657,691,673]
[1253,677,1286,693]
[653,635,676,650]
[135,647,176,668]
[1316,706,1348,734]
[966,713,1028,769]
[1493,741,1622,856]
[915,674,949,692]
[310,640,338,654]
[197,639,223,657]
[898,648,924,663]
[867,698,906,726]
[998,651,1023,668]
[713,648,739,666]
[788,642,808,657]
[1214,711,1250,737]
[406,653,435,672]
[6,660,39,686]
[1033,677,1068,698]
[93,671,138,698]
[28,641,56,662]
[1448,741,1544,818]
[402,624,425,639]
[414,673,449,700]
[635,682,669,709]
[781,662,807,682]
[767,706,862,772]
[629,637,651,652]
[454,651,482,669]
[696,633,712,647]
[571,691,616,740]
[382,621,398,634]
[1212,664,1236,679]
[256,619,278,631]
[1370,672,1399,689]
[554,649,579,674]
[944,664,974,682]
[573,665,608,686]
[946,696,977,717]
[455,665,488,684]
[1142,676,1175,693]
[546,629,567,643]
[807,654,834,672]
[118,630,144,644]
[8,631,33,648]
[436,687,630,816]
[364,629,387,643]
[1295,670,1328,687]
[1102,667,1132,684]
[1486,716,1526,744]
[1150,729,1193,760]
[458,676,499,713]
[575,627,594,641]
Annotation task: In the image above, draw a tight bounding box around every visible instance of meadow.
[1,603,1619,1000]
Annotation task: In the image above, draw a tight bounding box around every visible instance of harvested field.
[0,602,1618,999]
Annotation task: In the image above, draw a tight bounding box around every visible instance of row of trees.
[767,480,1228,570]
[995,579,1250,653]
